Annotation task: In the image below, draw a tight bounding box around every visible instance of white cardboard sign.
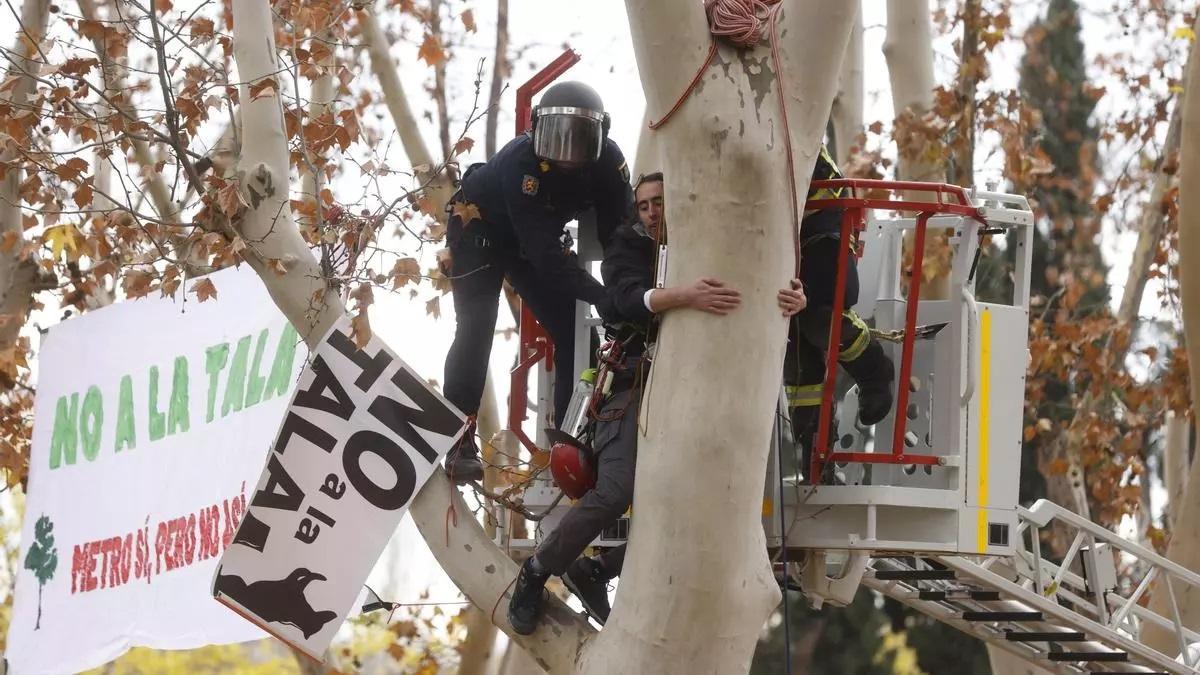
[212,316,466,660]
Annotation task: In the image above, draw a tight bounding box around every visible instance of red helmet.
[546,430,596,499]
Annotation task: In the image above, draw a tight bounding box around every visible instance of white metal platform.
[490,184,1200,672]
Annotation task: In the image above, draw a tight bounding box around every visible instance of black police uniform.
[443,133,633,429]
[784,145,894,477]
[533,220,656,579]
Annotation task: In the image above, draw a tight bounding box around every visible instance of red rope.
[646,0,802,277]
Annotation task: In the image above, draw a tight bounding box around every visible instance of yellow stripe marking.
[976,309,993,553]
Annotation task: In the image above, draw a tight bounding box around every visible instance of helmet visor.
[533,107,604,164]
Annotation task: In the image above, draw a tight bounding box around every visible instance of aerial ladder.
[495,51,1200,675]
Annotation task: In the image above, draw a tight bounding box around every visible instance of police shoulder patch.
[521,174,539,196]
[618,160,630,184]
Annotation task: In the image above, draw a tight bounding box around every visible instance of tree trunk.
[458,376,501,675]
[883,0,950,301]
[429,0,453,169]
[484,0,509,159]
[1145,33,1200,655]
[578,3,855,673]
[35,583,42,630]
[0,0,54,357]
[632,110,660,177]
[830,3,863,168]
[1166,412,1189,528]
[499,638,547,675]
[951,0,982,186]
[883,0,939,183]
[359,4,453,217]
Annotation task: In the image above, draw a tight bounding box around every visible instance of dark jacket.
[460,134,633,307]
[599,222,659,369]
[802,144,847,240]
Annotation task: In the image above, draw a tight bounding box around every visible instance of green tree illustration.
[23,514,59,630]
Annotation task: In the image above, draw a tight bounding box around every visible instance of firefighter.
[441,81,634,484]
[785,145,896,479]
[506,172,808,633]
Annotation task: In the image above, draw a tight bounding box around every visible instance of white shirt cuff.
[643,289,655,312]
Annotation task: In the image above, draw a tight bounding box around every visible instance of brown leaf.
[54,157,89,183]
[154,0,173,12]
[391,257,421,289]
[415,194,438,217]
[72,180,93,206]
[450,200,481,223]
[216,182,245,217]
[249,77,278,100]
[452,136,475,157]
[425,296,441,318]
[461,8,476,32]
[350,311,371,348]
[191,17,215,44]
[417,33,446,66]
[190,278,217,302]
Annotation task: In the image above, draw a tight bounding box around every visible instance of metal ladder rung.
[875,569,956,581]
[1004,631,1086,642]
[962,610,1042,622]
[919,590,1000,601]
[1046,651,1128,663]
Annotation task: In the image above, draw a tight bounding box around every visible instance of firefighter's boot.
[508,557,551,635]
[842,340,895,426]
[444,417,484,484]
[563,556,613,624]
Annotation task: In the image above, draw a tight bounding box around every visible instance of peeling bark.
[577,2,856,672]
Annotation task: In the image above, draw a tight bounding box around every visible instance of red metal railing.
[507,49,581,456]
[804,180,987,484]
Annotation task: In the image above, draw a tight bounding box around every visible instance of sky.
[0,0,1193,660]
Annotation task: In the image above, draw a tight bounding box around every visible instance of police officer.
[784,145,896,479]
[506,172,808,633]
[441,81,633,484]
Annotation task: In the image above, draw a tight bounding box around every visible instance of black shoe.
[563,557,612,624]
[507,558,550,635]
[844,341,895,426]
[444,422,483,485]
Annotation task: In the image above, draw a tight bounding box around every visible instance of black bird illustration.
[214,566,338,639]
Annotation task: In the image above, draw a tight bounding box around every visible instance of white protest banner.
[6,265,308,675]
[212,315,466,661]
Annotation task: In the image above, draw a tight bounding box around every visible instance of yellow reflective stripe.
[786,384,823,408]
[819,144,841,175]
[808,145,846,200]
[839,310,871,362]
[810,187,844,201]
[976,309,993,553]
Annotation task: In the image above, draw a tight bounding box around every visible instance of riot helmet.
[532,81,610,166]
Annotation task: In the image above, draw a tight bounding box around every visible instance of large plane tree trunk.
[577,2,856,673]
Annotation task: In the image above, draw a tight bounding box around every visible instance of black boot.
[563,556,613,624]
[444,418,484,484]
[842,340,895,426]
[507,557,551,635]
